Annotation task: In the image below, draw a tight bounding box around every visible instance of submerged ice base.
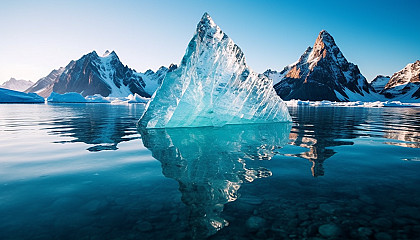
[138,13,291,129]
[139,122,291,238]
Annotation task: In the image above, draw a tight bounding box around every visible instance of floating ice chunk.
[85,94,111,103]
[0,87,44,103]
[47,92,87,103]
[284,99,420,108]
[138,13,291,129]
[127,93,149,103]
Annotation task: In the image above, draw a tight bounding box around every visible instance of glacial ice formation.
[138,13,291,128]
[0,88,44,103]
[47,92,87,103]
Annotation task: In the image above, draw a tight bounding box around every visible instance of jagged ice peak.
[199,12,216,29]
[138,13,291,128]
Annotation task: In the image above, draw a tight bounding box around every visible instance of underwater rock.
[246,216,266,232]
[374,232,392,240]
[318,223,341,238]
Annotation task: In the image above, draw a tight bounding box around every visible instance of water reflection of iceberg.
[139,123,291,238]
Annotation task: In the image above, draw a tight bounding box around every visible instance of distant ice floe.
[0,87,44,103]
[47,92,87,103]
[31,91,420,108]
[285,99,420,108]
[46,92,149,104]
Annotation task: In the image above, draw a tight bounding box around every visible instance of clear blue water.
[0,104,419,239]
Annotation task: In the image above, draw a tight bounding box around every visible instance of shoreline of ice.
[3,90,420,108]
[46,92,149,104]
[284,99,420,108]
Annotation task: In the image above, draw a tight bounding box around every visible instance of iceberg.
[85,94,111,103]
[0,87,44,103]
[127,93,149,103]
[138,13,291,128]
[47,92,87,103]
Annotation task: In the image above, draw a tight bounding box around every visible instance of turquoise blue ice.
[139,13,291,128]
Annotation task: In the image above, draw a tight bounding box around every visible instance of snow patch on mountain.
[370,75,390,92]
[381,60,420,100]
[95,51,134,97]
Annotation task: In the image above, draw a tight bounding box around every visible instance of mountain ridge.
[1,78,34,92]
[380,60,420,100]
[26,50,175,98]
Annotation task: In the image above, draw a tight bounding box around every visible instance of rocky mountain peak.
[268,30,375,101]
[1,77,34,92]
[384,60,420,90]
[102,50,111,57]
[102,50,118,58]
[90,50,99,57]
[317,30,336,46]
[168,63,177,71]
[307,30,347,69]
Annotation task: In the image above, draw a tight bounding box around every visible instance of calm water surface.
[0,104,419,239]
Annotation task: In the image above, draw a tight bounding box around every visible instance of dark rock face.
[268,30,375,101]
[52,51,149,97]
[381,60,420,100]
[370,75,390,93]
[25,68,65,97]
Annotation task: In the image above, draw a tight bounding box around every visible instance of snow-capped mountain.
[1,78,34,92]
[266,30,377,101]
[370,75,390,92]
[139,13,291,129]
[25,68,65,97]
[27,51,173,98]
[381,60,420,100]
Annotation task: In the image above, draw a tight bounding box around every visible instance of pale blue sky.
[0,0,419,84]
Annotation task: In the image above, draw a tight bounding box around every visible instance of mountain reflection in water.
[41,104,144,151]
[287,106,420,177]
[139,123,291,238]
